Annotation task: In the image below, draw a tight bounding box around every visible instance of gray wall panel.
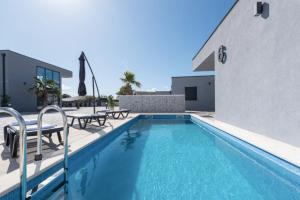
[172,76,215,111]
[192,0,300,147]
[0,50,72,112]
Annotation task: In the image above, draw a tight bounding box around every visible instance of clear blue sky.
[0,0,235,96]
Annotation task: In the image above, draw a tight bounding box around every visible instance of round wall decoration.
[218,45,227,64]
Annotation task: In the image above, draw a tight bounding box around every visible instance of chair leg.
[113,112,120,119]
[82,119,88,129]
[120,112,129,118]
[102,117,107,126]
[96,118,101,126]
[123,112,129,118]
[9,132,15,157]
[78,118,83,129]
[11,134,19,158]
[4,126,9,146]
[57,131,63,145]
[78,118,88,129]
[96,117,106,126]
[69,117,75,126]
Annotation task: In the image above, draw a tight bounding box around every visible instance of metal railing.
[35,105,69,195]
[0,107,27,200]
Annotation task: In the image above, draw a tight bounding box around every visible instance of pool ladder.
[0,105,69,200]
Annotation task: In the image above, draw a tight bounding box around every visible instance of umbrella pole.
[92,77,96,114]
[83,53,101,105]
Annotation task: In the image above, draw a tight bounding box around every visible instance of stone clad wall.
[118,95,185,113]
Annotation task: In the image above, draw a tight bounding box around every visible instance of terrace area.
[0,107,139,176]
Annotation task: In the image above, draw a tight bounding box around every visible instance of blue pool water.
[56,117,300,200]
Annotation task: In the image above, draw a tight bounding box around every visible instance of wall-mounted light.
[254,1,264,16]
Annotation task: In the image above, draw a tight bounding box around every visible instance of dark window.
[53,71,60,86]
[45,69,53,80]
[37,67,45,80]
[36,66,60,84]
[185,87,197,101]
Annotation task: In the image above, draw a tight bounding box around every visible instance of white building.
[192,0,300,147]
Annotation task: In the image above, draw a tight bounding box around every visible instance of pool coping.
[1,113,300,198]
[190,114,300,168]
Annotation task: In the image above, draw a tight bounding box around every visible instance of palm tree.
[117,71,141,95]
[30,78,61,107]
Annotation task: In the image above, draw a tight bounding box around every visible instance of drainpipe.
[1,53,6,107]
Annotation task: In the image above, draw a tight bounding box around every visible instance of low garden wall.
[118,95,185,113]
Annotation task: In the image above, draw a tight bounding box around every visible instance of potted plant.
[107,95,117,110]
[1,95,11,107]
[76,101,80,109]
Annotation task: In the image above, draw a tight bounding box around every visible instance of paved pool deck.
[0,107,138,175]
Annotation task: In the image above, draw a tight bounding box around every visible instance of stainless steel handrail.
[35,105,69,194]
[0,107,27,200]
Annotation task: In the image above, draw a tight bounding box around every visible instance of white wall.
[119,95,185,113]
[192,0,300,147]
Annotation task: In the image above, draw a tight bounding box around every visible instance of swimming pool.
[2,115,300,199]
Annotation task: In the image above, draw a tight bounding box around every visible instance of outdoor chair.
[67,113,107,129]
[97,109,130,119]
[3,119,37,146]
[4,122,63,158]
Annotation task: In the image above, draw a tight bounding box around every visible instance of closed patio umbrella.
[78,52,87,96]
[77,51,101,113]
